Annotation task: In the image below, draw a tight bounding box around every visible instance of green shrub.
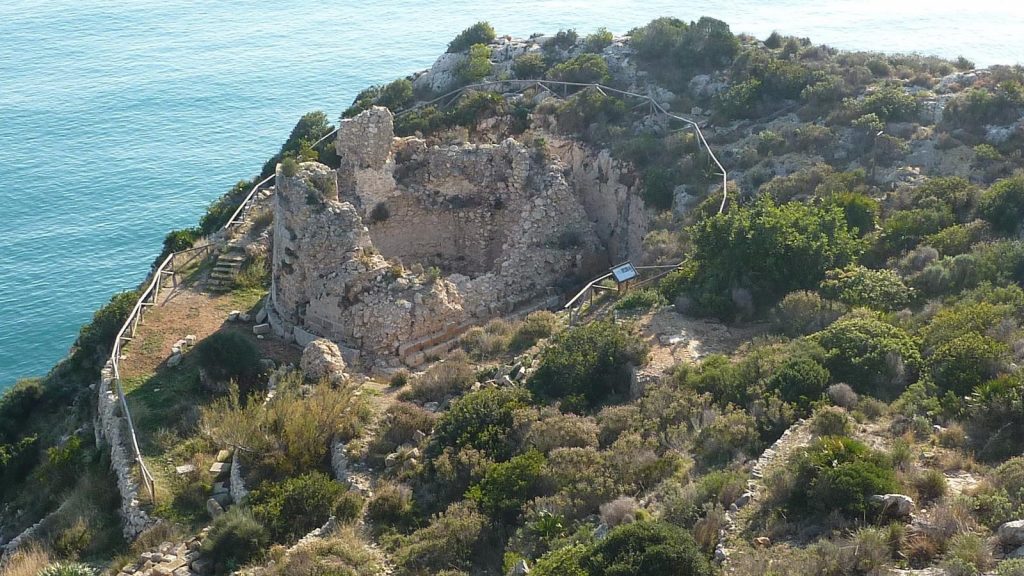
[532,544,588,576]
[467,450,545,521]
[72,290,139,376]
[248,472,354,543]
[945,532,994,574]
[399,350,475,404]
[928,333,1008,395]
[0,379,44,443]
[786,436,899,518]
[39,563,95,576]
[614,288,668,312]
[455,44,492,85]
[815,312,922,399]
[772,291,843,336]
[913,469,948,502]
[820,265,915,311]
[366,482,416,534]
[693,408,761,468]
[261,111,335,178]
[686,197,863,317]
[527,321,649,412]
[512,53,548,79]
[431,386,531,461]
[585,28,614,52]
[810,406,852,436]
[582,520,713,576]
[944,82,1024,131]
[770,357,830,409]
[555,88,625,139]
[202,507,268,575]
[378,78,414,111]
[153,227,200,267]
[447,22,496,53]
[194,331,264,398]
[508,311,559,353]
[394,501,489,575]
[854,85,921,122]
[998,559,1024,576]
[979,175,1024,235]
[966,375,1024,461]
[642,167,679,210]
[546,54,609,84]
[995,457,1024,500]
[544,29,579,53]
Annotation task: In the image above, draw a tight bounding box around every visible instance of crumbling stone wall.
[270,106,645,366]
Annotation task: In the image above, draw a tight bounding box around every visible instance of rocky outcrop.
[272,107,627,367]
[300,339,347,381]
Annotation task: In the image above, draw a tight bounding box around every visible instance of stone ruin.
[266,106,648,367]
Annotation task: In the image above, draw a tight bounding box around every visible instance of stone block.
[215,449,232,463]
[174,464,196,475]
[206,498,224,519]
[167,353,182,368]
[184,334,197,346]
[228,310,241,321]
[208,462,230,477]
[252,323,271,335]
[255,307,268,324]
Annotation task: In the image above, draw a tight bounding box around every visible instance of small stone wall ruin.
[269,106,648,366]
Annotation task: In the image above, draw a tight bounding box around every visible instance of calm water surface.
[1,0,1022,388]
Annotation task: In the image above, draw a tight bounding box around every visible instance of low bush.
[785,436,899,518]
[194,331,263,398]
[772,291,843,336]
[394,501,490,576]
[430,386,532,461]
[810,406,852,436]
[769,356,830,410]
[928,333,1008,395]
[467,450,546,521]
[581,520,713,576]
[447,22,496,53]
[585,28,614,52]
[366,482,416,534]
[508,311,559,353]
[979,175,1024,235]
[614,288,668,312]
[248,472,357,543]
[400,350,475,403]
[202,507,268,575]
[512,53,547,79]
[38,564,94,576]
[527,321,649,412]
[820,265,915,311]
[815,312,922,400]
[455,44,492,85]
[546,54,609,84]
[998,559,1024,576]
[912,469,948,502]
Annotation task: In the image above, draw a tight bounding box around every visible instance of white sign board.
[611,262,638,283]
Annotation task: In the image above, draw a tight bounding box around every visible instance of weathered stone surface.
[754,536,771,548]
[206,498,224,519]
[252,323,271,335]
[1000,520,1024,547]
[166,352,182,368]
[273,107,637,367]
[870,494,915,517]
[509,558,531,575]
[301,338,347,381]
[174,464,195,475]
[208,462,230,477]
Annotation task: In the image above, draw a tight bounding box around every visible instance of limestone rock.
[301,338,347,381]
[206,498,224,519]
[999,520,1024,547]
[509,558,530,575]
[754,537,771,548]
[252,323,271,335]
[870,494,915,517]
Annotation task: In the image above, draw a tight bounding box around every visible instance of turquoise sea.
[1,0,1023,389]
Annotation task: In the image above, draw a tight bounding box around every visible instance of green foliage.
[631,16,738,73]
[979,175,1024,235]
[582,520,713,576]
[642,167,679,210]
[829,191,879,235]
[928,333,1008,395]
[0,435,40,495]
[72,290,139,376]
[528,321,649,412]
[786,436,899,518]
[455,44,492,85]
[202,507,268,575]
[544,29,579,53]
[248,472,356,543]
[400,350,475,404]
[820,265,915,311]
[395,501,489,576]
[532,544,588,576]
[585,28,614,52]
[998,559,1024,576]
[685,197,863,317]
[693,408,762,468]
[394,105,447,137]
[512,53,548,79]
[261,111,335,177]
[378,78,414,111]
[966,374,1024,461]
[508,311,560,353]
[467,450,545,521]
[194,331,263,397]
[198,180,252,235]
[944,82,1024,130]
[878,204,955,256]
[546,53,609,84]
[431,386,531,461]
[555,88,626,139]
[810,405,853,436]
[768,356,830,409]
[366,482,417,534]
[815,312,922,399]
[447,22,496,53]
[715,78,762,119]
[153,227,200,268]
[772,290,843,337]
[853,85,920,122]
[0,378,44,443]
[614,288,668,311]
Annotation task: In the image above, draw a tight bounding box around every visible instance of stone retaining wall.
[96,361,157,540]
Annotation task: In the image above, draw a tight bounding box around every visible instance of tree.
[456,43,492,85]
[447,22,496,53]
[686,197,863,317]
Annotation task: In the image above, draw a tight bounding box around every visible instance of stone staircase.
[207,249,246,293]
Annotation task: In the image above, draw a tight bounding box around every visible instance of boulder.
[754,536,771,548]
[206,498,224,519]
[734,491,754,509]
[166,353,182,368]
[999,520,1024,547]
[301,338,347,381]
[255,307,268,324]
[870,494,915,517]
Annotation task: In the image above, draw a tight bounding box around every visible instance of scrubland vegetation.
[6,14,1024,576]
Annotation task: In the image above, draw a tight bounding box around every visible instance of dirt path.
[636,307,767,376]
